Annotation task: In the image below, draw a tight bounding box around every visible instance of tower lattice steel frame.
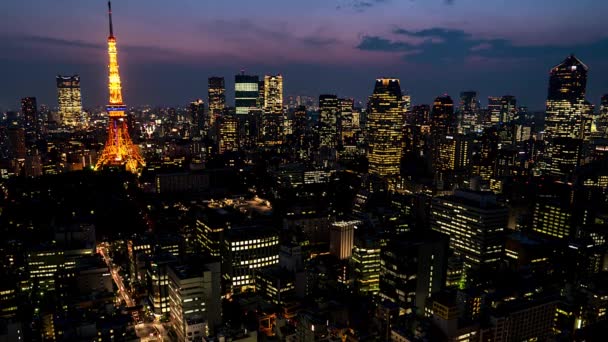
[95,1,145,173]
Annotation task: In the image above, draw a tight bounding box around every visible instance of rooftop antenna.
[108,1,114,37]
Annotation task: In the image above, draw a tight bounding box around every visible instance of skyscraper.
[190,99,205,137]
[263,74,283,114]
[235,73,259,115]
[218,114,238,154]
[379,231,448,315]
[430,190,507,269]
[597,94,608,137]
[367,78,404,177]
[500,95,517,125]
[95,1,145,173]
[319,94,339,148]
[545,55,593,140]
[20,97,38,132]
[329,221,357,260]
[488,96,502,125]
[208,77,225,125]
[262,74,284,145]
[431,95,455,137]
[339,98,355,142]
[56,75,82,127]
[544,55,592,177]
[459,91,479,133]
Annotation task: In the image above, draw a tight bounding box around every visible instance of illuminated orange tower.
[95,1,145,173]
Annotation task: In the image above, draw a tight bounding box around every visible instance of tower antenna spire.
[108,1,114,37]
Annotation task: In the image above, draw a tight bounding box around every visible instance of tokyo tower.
[95,1,145,173]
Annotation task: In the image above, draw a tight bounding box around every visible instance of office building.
[262,74,284,145]
[222,226,280,294]
[263,74,283,115]
[379,231,448,315]
[218,114,238,154]
[339,98,355,140]
[7,125,26,161]
[402,93,411,113]
[545,137,582,178]
[597,94,608,137]
[367,78,404,177]
[545,55,593,140]
[147,254,176,316]
[500,95,517,124]
[56,75,82,127]
[319,94,339,148]
[431,95,455,137]
[329,220,357,260]
[190,99,205,137]
[431,190,508,269]
[168,260,221,339]
[488,97,502,125]
[459,91,479,133]
[21,97,38,132]
[208,77,225,122]
[352,239,381,295]
[235,73,259,115]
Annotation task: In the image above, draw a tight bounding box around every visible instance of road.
[98,245,135,307]
[98,244,169,341]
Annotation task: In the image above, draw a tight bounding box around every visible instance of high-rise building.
[500,95,517,124]
[402,93,411,113]
[410,104,430,125]
[222,226,279,294]
[319,94,339,148]
[488,96,502,125]
[218,114,238,154]
[263,74,283,114]
[168,260,221,339]
[262,74,284,145]
[190,99,205,137]
[56,75,82,127]
[208,77,225,124]
[352,239,381,295]
[235,73,259,115]
[379,231,448,315]
[21,97,38,132]
[545,55,593,140]
[431,95,455,136]
[7,124,26,161]
[339,98,355,142]
[430,190,508,269]
[95,1,145,173]
[545,137,582,178]
[367,78,404,177]
[459,91,479,133]
[329,220,357,260]
[597,94,608,137]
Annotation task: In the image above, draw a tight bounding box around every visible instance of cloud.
[357,26,608,65]
[338,0,390,12]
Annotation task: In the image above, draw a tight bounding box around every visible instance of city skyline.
[2,0,608,109]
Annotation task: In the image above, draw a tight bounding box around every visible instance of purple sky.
[2,0,608,110]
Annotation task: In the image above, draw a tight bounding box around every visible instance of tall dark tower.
[548,55,587,101]
[367,78,403,177]
[431,94,455,137]
[597,94,608,137]
[190,99,205,137]
[459,91,479,132]
[21,97,38,132]
[208,77,225,126]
